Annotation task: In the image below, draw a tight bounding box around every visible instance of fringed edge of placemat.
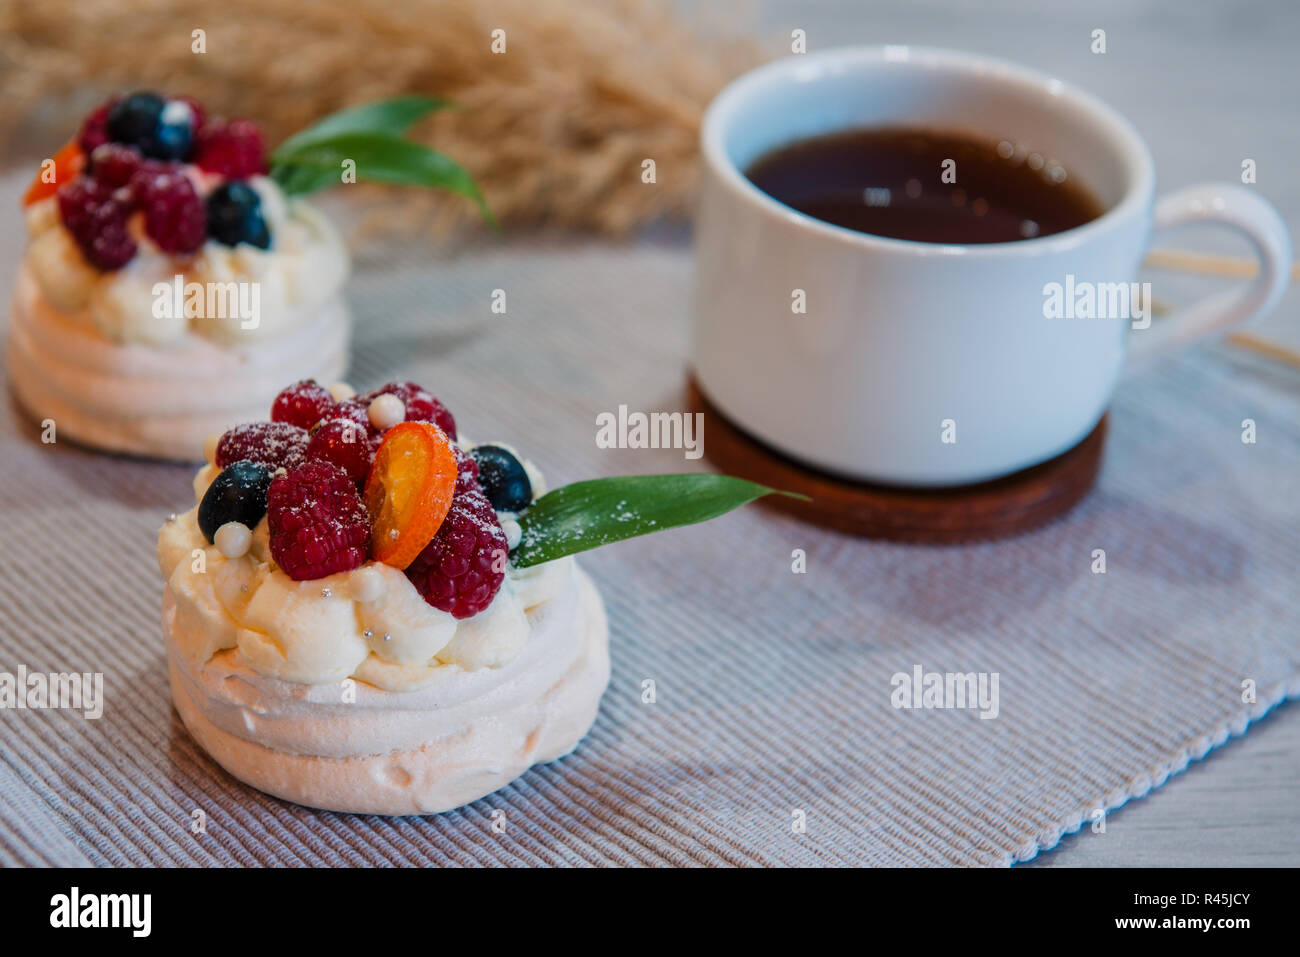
[1008,674,1300,866]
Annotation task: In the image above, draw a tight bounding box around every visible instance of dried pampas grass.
[0,0,762,237]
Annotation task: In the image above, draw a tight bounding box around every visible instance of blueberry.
[106,92,196,160]
[469,445,532,512]
[106,92,165,151]
[205,182,271,249]
[197,460,273,543]
[151,99,197,160]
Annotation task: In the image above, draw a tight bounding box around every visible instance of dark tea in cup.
[745,126,1103,244]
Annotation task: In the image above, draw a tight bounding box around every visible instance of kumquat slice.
[23,141,86,207]
[363,421,458,570]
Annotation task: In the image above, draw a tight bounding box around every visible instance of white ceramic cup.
[692,46,1292,486]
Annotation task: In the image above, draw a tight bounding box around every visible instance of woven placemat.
[1,173,1298,866]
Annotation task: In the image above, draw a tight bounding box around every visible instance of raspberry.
[57,177,136,270]
[331,397,372,430]
[56,177,103,234]
[88,143,143,188]
[306,417,374,487]
[271,379,336,430]
[405,467,507,619]
[130,162,205,254]
[194,119,267,178]
[78,97,118,154]
[327,397,385,453]
[364,382,456,439]
[215,421,309,471]
[452,444,480,492]
[267,460,371,581]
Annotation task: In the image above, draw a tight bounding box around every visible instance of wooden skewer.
[1145,248,1300,280]
[1223,332,1300,368]
[1144,249,1300,369]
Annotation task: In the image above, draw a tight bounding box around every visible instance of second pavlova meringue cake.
[11,92,348,460]
[10,92,487,462]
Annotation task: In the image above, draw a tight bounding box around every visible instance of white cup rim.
[701,45,1156,258]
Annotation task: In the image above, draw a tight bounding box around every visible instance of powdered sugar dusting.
[216,421,310,472]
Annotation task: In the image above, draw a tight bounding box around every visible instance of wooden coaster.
[687,377,1107,544]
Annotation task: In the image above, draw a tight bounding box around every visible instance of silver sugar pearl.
[363,629,373,639]
[321,587,332,598]
[383,633,391,642]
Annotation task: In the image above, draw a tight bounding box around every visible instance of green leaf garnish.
[271,133,494,224]
[510,474,806,568]
[270,162,342,196]
[271,95,449,162]
[268,95,492,223]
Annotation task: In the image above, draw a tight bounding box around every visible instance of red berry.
[267,460,371,581]
[193,119,267,178]
[271,379,335,430]
[330,396,370,428]
[215,421,309,471]
[364,382,456,439]
[57,176,136,270]
[327,397,384,451]
[56,177,104,234]
[405,467,507,619]
[88,143,143,188]
[452,444,480,492]
[306,417,374,488]
[78,97,118,154]
[130,162,205,254]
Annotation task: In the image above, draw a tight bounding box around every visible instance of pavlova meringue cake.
[9,92,349,461]
[10,92,484,463]
[159,378,782,814]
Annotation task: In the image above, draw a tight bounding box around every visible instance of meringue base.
[7,261,350,462]
[166,569,610,815]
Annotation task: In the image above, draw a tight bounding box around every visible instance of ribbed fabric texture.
[1,175,1297,866]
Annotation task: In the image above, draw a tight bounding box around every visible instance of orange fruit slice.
[23,141,86,207]
[364,421,458,570]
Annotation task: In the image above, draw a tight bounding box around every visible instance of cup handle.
[1128,183,1292,365]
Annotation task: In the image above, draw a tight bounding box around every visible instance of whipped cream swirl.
[23,173,348,347]
[159,460,574,691]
